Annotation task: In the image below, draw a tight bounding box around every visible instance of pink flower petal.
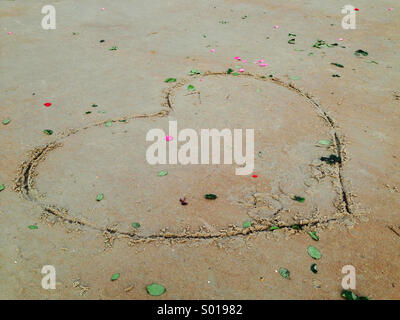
[101,8,105,11]
[210,49,215,53]
[242,59,247,63]
[166,136,173,141]
[8,32,12,35]
[258,59,264,63]
[239,68,245,72]
[259,63,269,67]
[199,78,204,82]
[389,8,393,11]
[234,56,241,61]
[274,25,279,29]
[338,38,343,41]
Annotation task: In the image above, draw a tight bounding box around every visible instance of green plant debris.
[308,231,319,241]
[205,194,217,200]
[164,78,177,83]
[28,225,38,230]
[2,118,11,125]
[146,283,166,296]
[189,69,201,75]
[269,226,280,231]
[227,68,234,74]
[307,246,322,259]
[320,154,342,164]
[341,290,370,300]
[111,273,120,281]
[109,46,118,51]
[187,84,195,91]
[96,193,104,201]
[311,263,318,274]
[294,196,305,203]
[331,63,344,68]
[131,222,141,229]
[43,129,53,135]
[279,267,290,279]
[354,49,368,57]
[105,120,112,127]
[242,220,252,228]
[0,184,5,192]
[157,170,168,176]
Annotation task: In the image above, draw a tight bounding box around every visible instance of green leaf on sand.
[205,194,217,200]
[318,139,331,145]
[189,69,201,75]
[2,118,11,125]
[308,231,319,241]
[290,76,301,80]
[269,226,280,231]
[165,78,177,83]
[132,222,141,229]
[307,245,322,259]
[311,263,318,274]
[28,225,38,230]
[187,84,195,91]
[157,170,168,176]
[0,184,5,192]
[109,46,118,51]
[105,120,112,127]
[341,290,370,300]
[227,68,234,74]
[96,193,104,201]
[331,63,344,68]
[354,49,368,57]
[242,220,252,228]
[146,283,166,296]
[111,273,120,281]
[288,38,295,44]
[294,196,305,203]
[43,129,53,135]
[279,267,290,279]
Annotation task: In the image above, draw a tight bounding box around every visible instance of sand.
[0,0,399,299]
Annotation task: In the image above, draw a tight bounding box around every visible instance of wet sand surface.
[1,0,399,299]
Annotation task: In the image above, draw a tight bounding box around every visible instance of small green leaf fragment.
[132,222,141,229]
[157,170,168,176]
[205,194,217,200]
[354,49,368,57]
[43,129,53,135]
[307,245,322,259]
[109,46,118,51]
[232,72,239,76]
[0,184,5,192]
[288,38,296,44]
[242,220,252,228]
[227,68,234,74]
[146,283,166,296]
[91,104,98,108]
[341,290,369,300]
[279,267,290,279]
[189,69,201,75]
[165,78,177,83]
[269,226,280,231]
[105,120,112,127]
[308,231,319,241]
[294,196,305,203]
[318,139,331,145]
[96,193,104,201]
[187,84,195,91]
[311,263,318,274]
[290,76,301,80]
[111,273,120,281]
[331,63,344,68]
[2,118,11,125]
[28,225,38,230]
